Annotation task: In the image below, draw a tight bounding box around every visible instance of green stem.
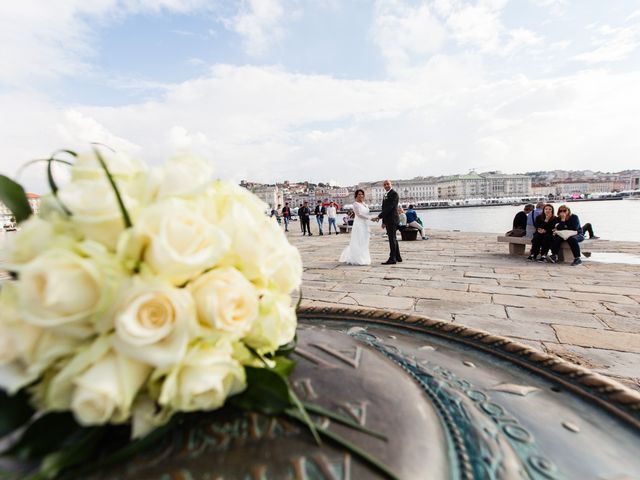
[287,389,321,446]
[93,146,133,228]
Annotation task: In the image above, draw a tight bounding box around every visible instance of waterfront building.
[552,181,626,196]
[626,175,640,190]
[363,179,438,207]
[245,184,283,209]
[436,172,531,200]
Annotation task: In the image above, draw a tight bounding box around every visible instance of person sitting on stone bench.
[507,204,533,237]
[397,207,407,232]
[527,204,556,262]
[406,205,428,240]
[582,222,599,239]
[547,205,584,266]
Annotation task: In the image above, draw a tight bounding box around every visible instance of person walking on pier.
[282,202,291,232]
[299,201,312,236]
[326,202,339,234]
[314,200,326,235]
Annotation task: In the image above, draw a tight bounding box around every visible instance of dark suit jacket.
[299,207,311,219]
[378,189,399,225]
[314,205,326,216]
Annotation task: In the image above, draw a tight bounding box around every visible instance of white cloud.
[4,60,640,190]
[0,0,215,86]
[371,0,446,74]
[227,0,285,56]
[57,110,141,155]
[573,21,640,64]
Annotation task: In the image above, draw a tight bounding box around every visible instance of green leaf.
[287,389,321,446]
[92,146,133,228]
[229,367,292,414]
[60,417,179,479]
[15,155,74,216]
[0,176,32,223]
[0,390,35,438]
[25,428,105,480]
[302,402,387,441]
[272,356,295,378]
[286,410,400,480]
[3,413,79,460]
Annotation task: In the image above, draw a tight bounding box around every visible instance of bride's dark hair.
[354,189,365,199]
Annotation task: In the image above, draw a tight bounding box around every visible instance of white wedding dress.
[340,202,374,265]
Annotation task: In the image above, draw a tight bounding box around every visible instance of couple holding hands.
[340,179,402,266]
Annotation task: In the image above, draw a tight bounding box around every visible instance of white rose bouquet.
[0,147,393,480]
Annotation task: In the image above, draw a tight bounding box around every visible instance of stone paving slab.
[506,307,603,328]
[285,228,640,389]
[596,314,640,333]
[553,325,640,354]
[454,315,558,343]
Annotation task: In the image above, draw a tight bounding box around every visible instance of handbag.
[555,229,578,240]
[505,228,525,237]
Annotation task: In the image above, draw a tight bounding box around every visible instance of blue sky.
[2,0,640,191]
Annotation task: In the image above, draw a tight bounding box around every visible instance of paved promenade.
[289,225,640,391]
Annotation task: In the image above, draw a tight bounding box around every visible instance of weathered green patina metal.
[3,306,639,479]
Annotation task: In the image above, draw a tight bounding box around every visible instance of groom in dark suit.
[375,179,401,265]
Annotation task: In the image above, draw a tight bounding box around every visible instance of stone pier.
[289,227,640,391]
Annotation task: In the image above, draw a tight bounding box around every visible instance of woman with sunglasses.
[547,205,585,266]
[527,204,556,261]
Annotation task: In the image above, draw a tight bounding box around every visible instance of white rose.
[0,284,83,392]
[57,177,139,249]
[134,199,230,285]
[218,203,281,282]
[207,181,269,221]
[4,217,53,265]
[47,336,112,410]
[112,279,196,367]
[71,351,150,425]
[157,340,245,412]
[131,395,171,439]
[188,267,259,336]
[151,155,214,200]
[263,243,303,294]
[17,249,103,329]
[244,291,297,354]
[71,149,146,182]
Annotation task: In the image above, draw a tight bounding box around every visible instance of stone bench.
[339,224,352,234]
[497,236,589,262]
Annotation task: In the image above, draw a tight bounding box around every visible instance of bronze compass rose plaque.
[6,307,639,479]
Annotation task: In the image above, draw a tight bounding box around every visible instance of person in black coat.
[299,201,312,236]
[314,200,326,235]
[509,204,533,236]
[527,204,556,261]
[547,205,584,266]
[374,180,401,264]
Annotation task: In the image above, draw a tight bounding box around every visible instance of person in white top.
[339,189,376,265]
[326,202,338,235]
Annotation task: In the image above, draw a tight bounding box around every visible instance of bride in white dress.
[340,189,376,265]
